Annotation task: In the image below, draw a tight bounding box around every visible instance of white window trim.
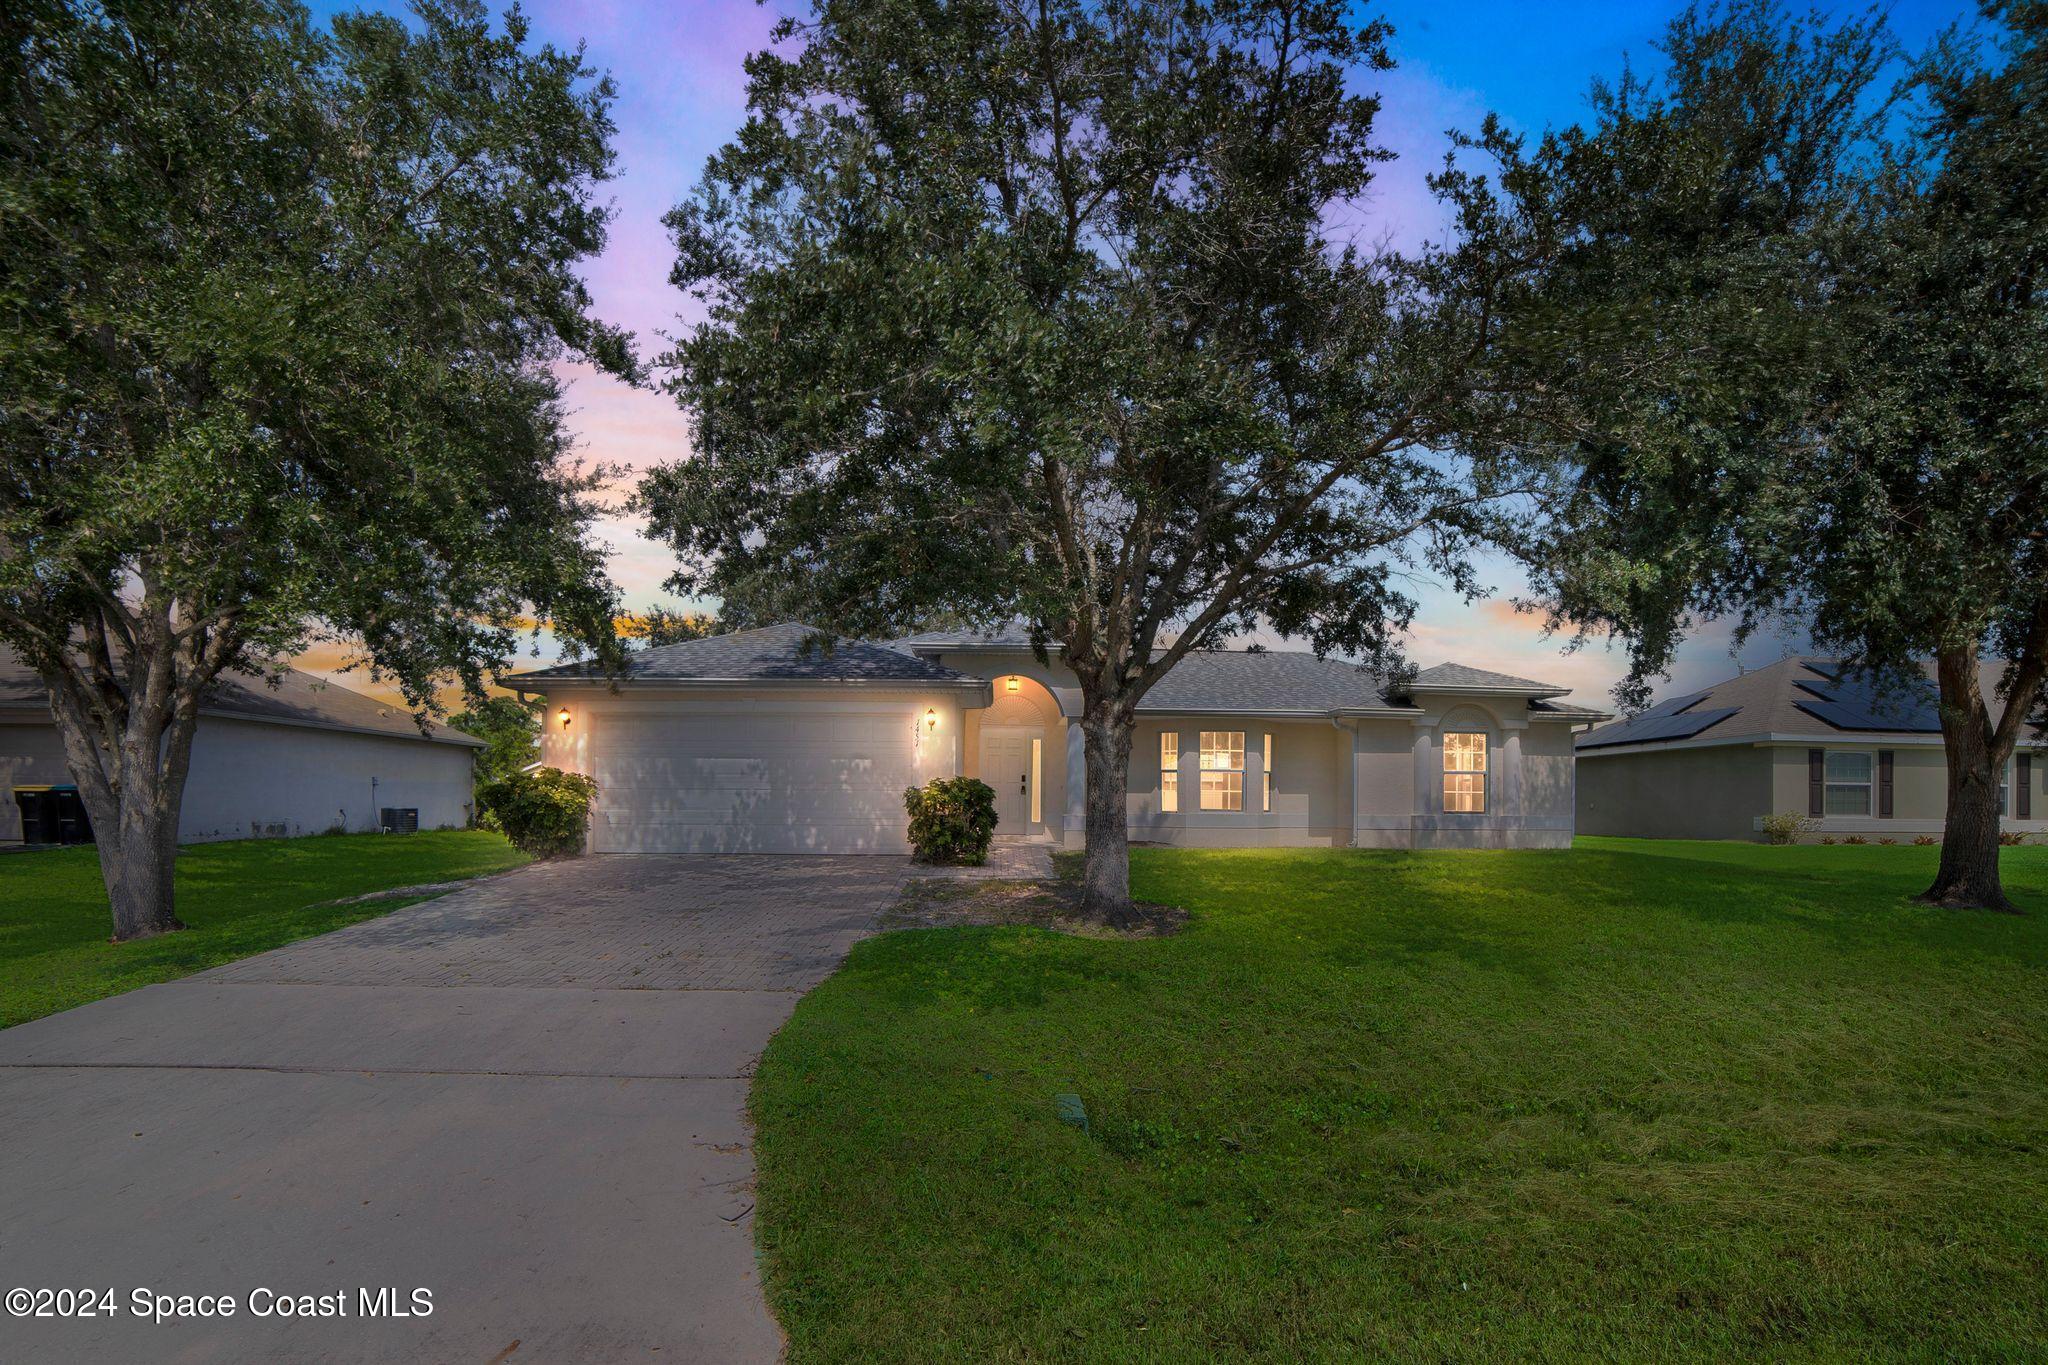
[1824,748,1874,818]
[1199,730,1245,812]
[1262,732,1273,813]
[1443,731,1487,814]
[1160,732,1179,813]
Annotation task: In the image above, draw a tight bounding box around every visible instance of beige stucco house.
[1576,656,2046,841]
[513,623,1607,855]
[1,652,482,847]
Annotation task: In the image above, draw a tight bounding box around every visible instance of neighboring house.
[1575,656,2047,841]
[511,623,1608,855]
[0,652,483,847]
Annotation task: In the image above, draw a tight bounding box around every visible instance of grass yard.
[0,830,528,1027]
[753,839,2048,1362]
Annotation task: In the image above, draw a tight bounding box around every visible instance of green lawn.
[0,831,528,1028]
[753,839,2048,1362]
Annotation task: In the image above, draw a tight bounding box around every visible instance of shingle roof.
[1135,650,1412,714]
[0,650,483,748]
[513,623,984,686]
[1410,662,1572,696]
[896,626,1601,716]
[1575,655,2040,751]
[891,625,1051,651]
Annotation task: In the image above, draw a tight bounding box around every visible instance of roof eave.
[1406,683,1574,700]
[508,674,990,693]
[903,640,1059,655]
[1572,727,2003,755]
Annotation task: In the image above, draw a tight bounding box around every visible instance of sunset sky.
[300,0,1973,708]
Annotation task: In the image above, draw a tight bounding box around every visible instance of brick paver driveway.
[0,855,906,1364]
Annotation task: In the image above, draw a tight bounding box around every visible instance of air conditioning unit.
[379,807,419,835]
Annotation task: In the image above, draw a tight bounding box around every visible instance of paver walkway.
[909,837,1057,881]
[0,854,907,1363]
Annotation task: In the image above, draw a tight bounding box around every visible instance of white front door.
[981,729,1039,834]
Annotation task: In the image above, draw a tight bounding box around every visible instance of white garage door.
[590,710,921,854]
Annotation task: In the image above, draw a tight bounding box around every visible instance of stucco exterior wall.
[2,714,476,844]
[1356,695,1580,850]
[1576,744,1771,840]
[959,677,1066,840]
[922,648,1075,703]
[178,718,475,841]
[1120,716,1351,847]
[1765,741,2047,839]
[1522,720,1578,826]
[1350,720,1415,819]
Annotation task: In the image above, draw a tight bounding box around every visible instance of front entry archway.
[971,673,1067,841]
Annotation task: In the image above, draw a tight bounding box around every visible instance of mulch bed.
[881,876,1188,939]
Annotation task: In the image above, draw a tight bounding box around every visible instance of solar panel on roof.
[1578,703,1739,748]
[1634,690,1711,720]
[1792,674,1941,731]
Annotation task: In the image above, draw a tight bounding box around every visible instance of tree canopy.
[451,694,543,787]
[641,0,1573,918]
[1500,0,2048,907]
[0,0,634,936]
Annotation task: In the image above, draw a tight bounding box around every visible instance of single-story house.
[1,652,483,846]
[511,623,1608,855]
[1575,655,2047,841]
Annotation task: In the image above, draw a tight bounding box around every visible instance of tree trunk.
[101,812,184,941]
[1920,648,2018,912]
[43,667,195,942]
[1078,701,1140,928]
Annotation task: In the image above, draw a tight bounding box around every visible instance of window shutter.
[1808,749,1825,816]
[1878,750,1894,818]
[2021,755,2033,820]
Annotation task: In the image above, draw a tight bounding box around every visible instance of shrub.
[1877,837,1897,846]
[903,776,998,865]
[1843,835,1868,846]
[477,766,598,858]
[1819,836,1837,846]
[1998,830,2029,847]
[1758,812,1819,845]
[1913,835,1938,846]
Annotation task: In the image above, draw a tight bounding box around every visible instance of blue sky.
[301,0,1977,704]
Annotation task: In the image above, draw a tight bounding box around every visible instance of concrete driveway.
[0,855,906,1363]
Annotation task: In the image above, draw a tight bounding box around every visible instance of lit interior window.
[1443,732,1486,813]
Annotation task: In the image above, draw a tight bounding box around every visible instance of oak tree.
[1507,1,2047,909]
[0,0,633,938]
[642,0,1565,921]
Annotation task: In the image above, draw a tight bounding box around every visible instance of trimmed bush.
[1758,811,1819,846]
[904,776,998,865]
[477,767,598,858]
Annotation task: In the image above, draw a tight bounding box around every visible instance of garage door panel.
[589,712,921,854]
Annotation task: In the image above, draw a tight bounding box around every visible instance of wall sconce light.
[925,707,938,731]
[558,706,572,729]
[1005,676,1020,693]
